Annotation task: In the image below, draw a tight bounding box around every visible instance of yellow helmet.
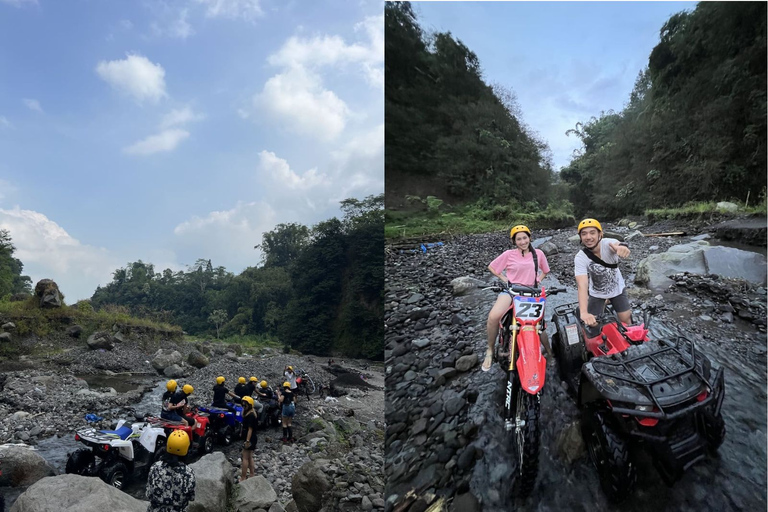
[283,381,291,388]
[166,380,177,392]
[509,225,531,241]
[215,376,225,385]
[166,430,190,456]
[578,218,603,233]
[238,377,246,384]
[241,396,254,406]
[286,366,293,372]
[249,376,258,382]
[182,384,194,395]
[260,380,268,388]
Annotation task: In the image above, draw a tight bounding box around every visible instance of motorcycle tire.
[511,389,540,498]
[100,461,129,491]
[65,448,96,476]
[582,408,636,503]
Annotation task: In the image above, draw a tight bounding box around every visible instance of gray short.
[588,288,630,315]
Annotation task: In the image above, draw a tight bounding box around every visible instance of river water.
[462,278,767,511]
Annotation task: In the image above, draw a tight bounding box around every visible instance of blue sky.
[0,0,384,301]
[412,1,696,170]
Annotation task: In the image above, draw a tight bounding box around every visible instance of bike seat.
[99,425,133,440]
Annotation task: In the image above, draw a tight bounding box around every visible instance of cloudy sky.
[0,0,383,301]
[412,1,695,170]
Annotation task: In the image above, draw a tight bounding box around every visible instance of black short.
[588,288,630,315]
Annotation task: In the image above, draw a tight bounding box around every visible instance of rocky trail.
[384,217,767,512]
[0,333,385,512]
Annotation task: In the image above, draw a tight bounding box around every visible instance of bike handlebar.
[478,282,567,296]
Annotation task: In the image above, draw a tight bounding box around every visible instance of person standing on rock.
[240,396,259,481]
[482,225,550,372]
[575,218,632,327]
[278,381,296,443]
[161,380,178,420]
[146,430,196,512]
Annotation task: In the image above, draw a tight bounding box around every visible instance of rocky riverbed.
[0,333,385,511]
[384,218,767,511]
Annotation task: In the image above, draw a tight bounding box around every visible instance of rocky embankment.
[385,218,767,511]
[0,327,385,511]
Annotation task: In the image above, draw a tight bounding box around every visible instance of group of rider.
[482,218,631,371]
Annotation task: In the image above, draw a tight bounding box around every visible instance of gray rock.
[66,325,83,338]
[0,444,56,488]
[112,332,125,343]
[34,279,62,308]
[449,492,481,512]
[9,474,146,512]
[555,421,585,464]
[361,495,374,510]
[405,293,425,304]
[235,475,278,511]
[635,241,710,290]
[187,350,210,368]
[163,364,185,378]
[0,332,11,342]
[284,501,300,512]
[716,201,739,212]
[2,321,16,330]
[412,338,430,349]
[454,354,477,372]
[151,349,183,372]
[703,246,766,285]
[450,276,487,296]
[86,331,114,351]
[444,397,466,416]
[648,245,660,251]
[538,241,559,256]
[691,234,711,241]
[625,230,644,241]
[291,460,331,512]
[628,221,638,229]
[268,503,286,512]
[188,452,234,512]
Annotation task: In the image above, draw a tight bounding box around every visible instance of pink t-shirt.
[489,249,550,286]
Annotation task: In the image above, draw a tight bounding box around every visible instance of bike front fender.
[516,327,547,394]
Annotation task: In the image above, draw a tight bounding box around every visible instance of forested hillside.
[91,195,384,359]
[385,1,556,210]
[562,2,766,217]
[0,230,32,297]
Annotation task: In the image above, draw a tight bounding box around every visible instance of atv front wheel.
[582,409,636,503]
[202,433,214,454]
[65,448,96,476]
[100,461,129,490]
[511,389,540,498]
[220,425,234,446]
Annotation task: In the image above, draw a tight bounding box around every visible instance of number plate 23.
[513,296,545,321]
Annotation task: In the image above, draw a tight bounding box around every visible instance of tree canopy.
[0,230,32,298]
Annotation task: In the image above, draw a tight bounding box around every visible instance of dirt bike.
[484,282,566,498]
[551,303,726,502]
[295,369,316,399]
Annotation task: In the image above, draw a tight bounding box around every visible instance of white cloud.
[328,123,384,200]
[193,0,263,21]
[0,0,37,6]
[120,19,133,30]
[124,129,189,155]
[0,116,12,129]
[257,67,349,140]
[22,98,43,113]
[258,151,327,191]
[255,15,383,140]
[0,207,119,302]
[170,9,194,38]
[173,201,277,270]
[160,106,204,129]
[96,53,168,104]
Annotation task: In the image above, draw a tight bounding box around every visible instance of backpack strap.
[531,248,539,287]
[581,247,618,268]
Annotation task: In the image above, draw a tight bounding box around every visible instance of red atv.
[551,303,725,502]
[484,282,566,498]
[146,406,214,456]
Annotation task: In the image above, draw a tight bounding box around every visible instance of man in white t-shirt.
[574,218,632,327]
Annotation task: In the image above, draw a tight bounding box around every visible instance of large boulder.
[151,349,183,372]
[86,332,114,351]
[0,332,11,342]
[188,452,234,512]
[716,201,739,212]
[449,276,487,296]
[187,350,210,369]
[9,474,146,512]
[234,475,278,511]
[34,279,62,308]
[538,241,559,256]
[291,460,332,512]
[635,241,709,290]
[0,444,56,487]
[163,364,185,378]
[702,246,766,285]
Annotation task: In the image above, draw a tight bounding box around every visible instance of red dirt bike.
[146,406,214,456]
[484,282,566,498]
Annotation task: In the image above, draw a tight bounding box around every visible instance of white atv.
[65,418,166,490]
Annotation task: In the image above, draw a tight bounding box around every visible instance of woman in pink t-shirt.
[482,225,550,372]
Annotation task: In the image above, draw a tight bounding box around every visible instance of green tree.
[208,309,228,339]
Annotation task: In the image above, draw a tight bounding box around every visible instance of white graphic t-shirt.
[574,238,625,299]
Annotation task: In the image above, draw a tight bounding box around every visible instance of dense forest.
[386,1,767,219]
[0,229,32,298]
[385,1,556,210]
[561,2,766,217]
[89,195,384,360]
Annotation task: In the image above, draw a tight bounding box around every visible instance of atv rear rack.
[584,336,723,420]
[75,426,136,442]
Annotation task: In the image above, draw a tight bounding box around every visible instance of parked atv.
[65,417,166,490]
[146,406,214,456]
[551,303,726,502]
[258,390,282,428]
[484,282,566,498]
[198,403,244,445]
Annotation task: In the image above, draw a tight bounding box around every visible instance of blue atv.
[198,403,244,445]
